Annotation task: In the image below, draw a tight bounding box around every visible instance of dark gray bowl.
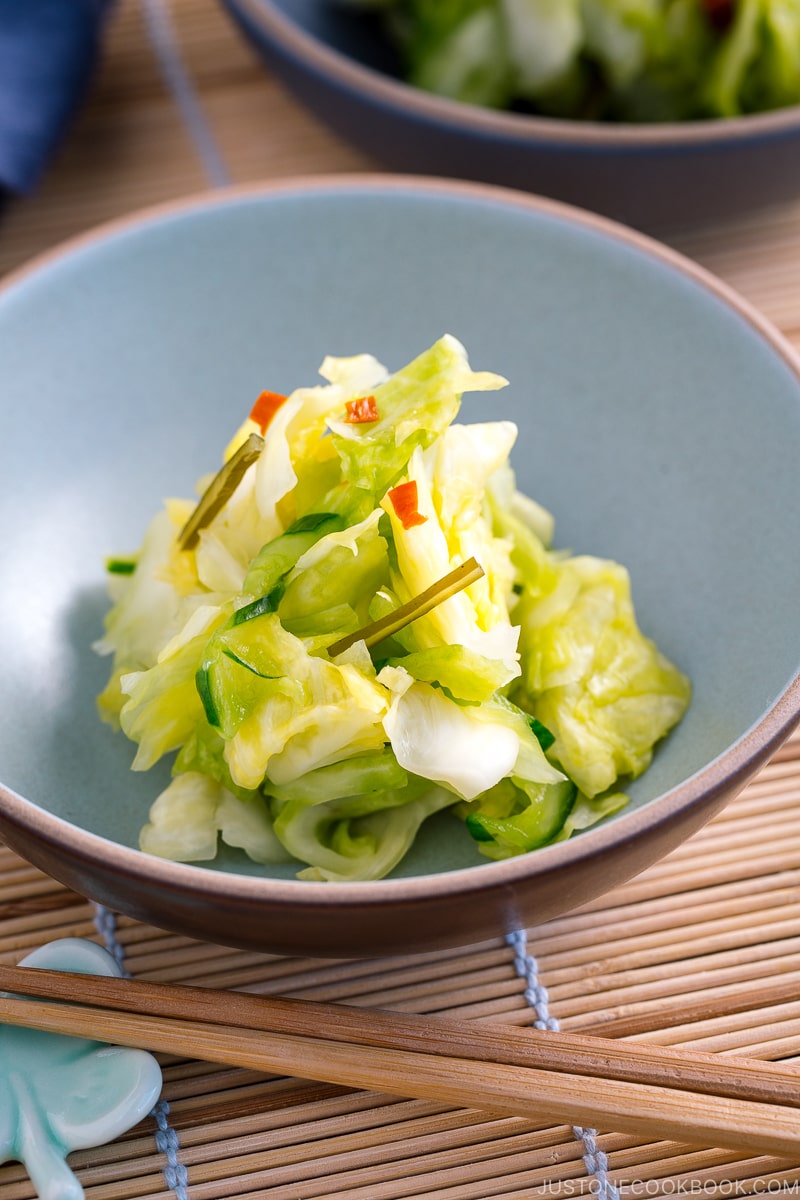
[221,0,800,230]
[1,178,800,957]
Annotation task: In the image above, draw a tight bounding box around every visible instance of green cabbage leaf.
[98,335,690,879]
[512,552,691,797]
[346,0,800,120]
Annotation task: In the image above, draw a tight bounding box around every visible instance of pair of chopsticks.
[1,963,798,1157]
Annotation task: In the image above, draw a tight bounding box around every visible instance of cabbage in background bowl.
[344,0,800,122]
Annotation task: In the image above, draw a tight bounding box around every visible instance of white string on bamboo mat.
[94,902,190,1200]
[140,0,231,188]
[507,927,621,1199]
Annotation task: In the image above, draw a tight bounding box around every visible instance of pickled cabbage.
[97,335,690,878]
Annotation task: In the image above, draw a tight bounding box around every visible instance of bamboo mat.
[2,2,800,1197]
[2,742,800,1199]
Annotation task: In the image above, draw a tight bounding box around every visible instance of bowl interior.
[2,180,800,881]
[275,0,401,74]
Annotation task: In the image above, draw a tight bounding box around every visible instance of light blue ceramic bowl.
[0,178,799,957]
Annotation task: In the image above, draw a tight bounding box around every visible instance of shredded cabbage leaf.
[341,0,800,121]
[98,335,690,878]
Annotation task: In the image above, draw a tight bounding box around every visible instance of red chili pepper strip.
[388,480,428,530]
[345,395,380,424]
[249,390,288,435]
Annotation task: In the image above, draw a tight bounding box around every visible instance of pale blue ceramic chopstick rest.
[0,937,162,1200]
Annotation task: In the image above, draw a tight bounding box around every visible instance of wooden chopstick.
[1,964,797,1109]
[1,966,799,1156]
[6,991,800,1157]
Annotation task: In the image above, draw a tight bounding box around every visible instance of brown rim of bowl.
[230,0,800,148]
[2,174,800,909]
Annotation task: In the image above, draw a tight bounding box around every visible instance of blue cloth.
[0,0,113,194]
